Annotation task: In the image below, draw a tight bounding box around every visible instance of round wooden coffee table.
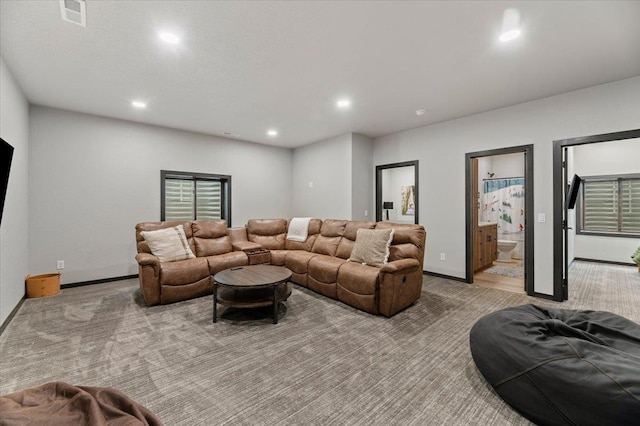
[212,265,292,324]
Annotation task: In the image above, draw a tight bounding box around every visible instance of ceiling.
[1,1,639,148]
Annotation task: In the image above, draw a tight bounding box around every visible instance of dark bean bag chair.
[469,304,640,426]
[0,382,162,425]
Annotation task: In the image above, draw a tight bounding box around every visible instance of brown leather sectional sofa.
[135,218,426,317]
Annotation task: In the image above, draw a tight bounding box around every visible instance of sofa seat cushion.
[159,257,209,286]
[270,249,287,266]
[337,261,380,314]
[206,251,248,275]
[285,250,318,274]
[337,262,379,295]
[308,255,346,283]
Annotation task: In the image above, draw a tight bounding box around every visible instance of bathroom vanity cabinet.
[474,223,498,271]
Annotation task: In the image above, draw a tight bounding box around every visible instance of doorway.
[465,145,534,295]
[375,161,419,224]
[552,128,640,301]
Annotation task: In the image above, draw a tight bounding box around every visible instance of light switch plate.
[538,213,546,223]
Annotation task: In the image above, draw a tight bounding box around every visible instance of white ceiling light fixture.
[336,98,352,109]
[59,0,86,27]
[131,100,147,109]
[499,8,522,42]
[267,129,278,137]
[415,109,426,116]
[158,31,180,45]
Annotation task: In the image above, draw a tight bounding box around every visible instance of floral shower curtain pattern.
[481,178,525,235]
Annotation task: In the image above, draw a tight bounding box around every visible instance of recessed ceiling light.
[336,99,351,109]
[158,31,180,45]
[267,129,278,137]
[415,109,426,116]
[499,29,521,42]
[131,100,147,109]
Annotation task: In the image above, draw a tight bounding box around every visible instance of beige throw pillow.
[348,228,395,267]
[140,225,196,262]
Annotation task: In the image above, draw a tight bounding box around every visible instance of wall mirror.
[375,160,419,224]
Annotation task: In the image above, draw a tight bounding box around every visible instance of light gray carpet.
[1,261,639,425]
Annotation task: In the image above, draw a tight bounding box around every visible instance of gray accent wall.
[350,133,373,221]
[0,57,29,325]
[292,134,351,219]
[373,76,640,295]
[291,132,373,221]
[28,106,293,284]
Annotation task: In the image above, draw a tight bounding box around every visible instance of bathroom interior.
[473,152,526,294]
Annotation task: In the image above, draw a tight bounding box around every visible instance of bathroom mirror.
[375,160,419,224]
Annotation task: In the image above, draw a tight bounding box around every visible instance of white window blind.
[195,180,222,220]
[164,179,195,221]
[621,179,640,233]
[162,171,229,222]
[581,177,640,235]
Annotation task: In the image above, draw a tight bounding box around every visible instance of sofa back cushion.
[375,221,426,267]
[247,219,287,250]
[335,221,376,259]
[192,220,232,256]
[136,221,196,255]
[311,219,347,256]
[285,218,322,251]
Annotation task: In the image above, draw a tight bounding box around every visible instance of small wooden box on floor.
[26,273,61,298]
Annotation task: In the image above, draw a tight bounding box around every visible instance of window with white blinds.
[579,175,640,236]
[161,171,230,224]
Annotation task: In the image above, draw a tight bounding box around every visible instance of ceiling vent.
[59,0,86,27]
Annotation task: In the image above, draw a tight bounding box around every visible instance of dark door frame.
[465,145,535,296]
[375,160,419,223]
[552,128,640,301]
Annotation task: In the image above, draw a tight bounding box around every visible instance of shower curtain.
[481,178,525,237]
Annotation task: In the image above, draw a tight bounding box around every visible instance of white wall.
[373,76,640,295]
[292,133,352,219]
[572,138,640,263]
[29,106,293,284]
[0,57,29,325]
[351,134,373,221]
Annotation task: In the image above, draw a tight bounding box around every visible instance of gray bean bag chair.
[469,304,640,425]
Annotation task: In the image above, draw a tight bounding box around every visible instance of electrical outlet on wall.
[364,210,368,216]
[56,260,65,270]
[440,253,446,261]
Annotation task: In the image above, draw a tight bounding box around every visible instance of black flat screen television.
[566,174,582,210]
[0,138,14,226]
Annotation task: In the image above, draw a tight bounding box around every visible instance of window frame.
[160,170,232,225]
[576,172,640,238]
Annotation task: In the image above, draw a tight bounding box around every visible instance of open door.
[561,147,569,300]
[552,128,640,302]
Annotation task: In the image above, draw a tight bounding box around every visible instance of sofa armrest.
[135,252,159,266]
[231,241,263,252]
[380,258,420,274]
[228,227,249,244]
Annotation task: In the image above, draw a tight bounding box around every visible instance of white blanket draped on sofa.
[286,217,312,242]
